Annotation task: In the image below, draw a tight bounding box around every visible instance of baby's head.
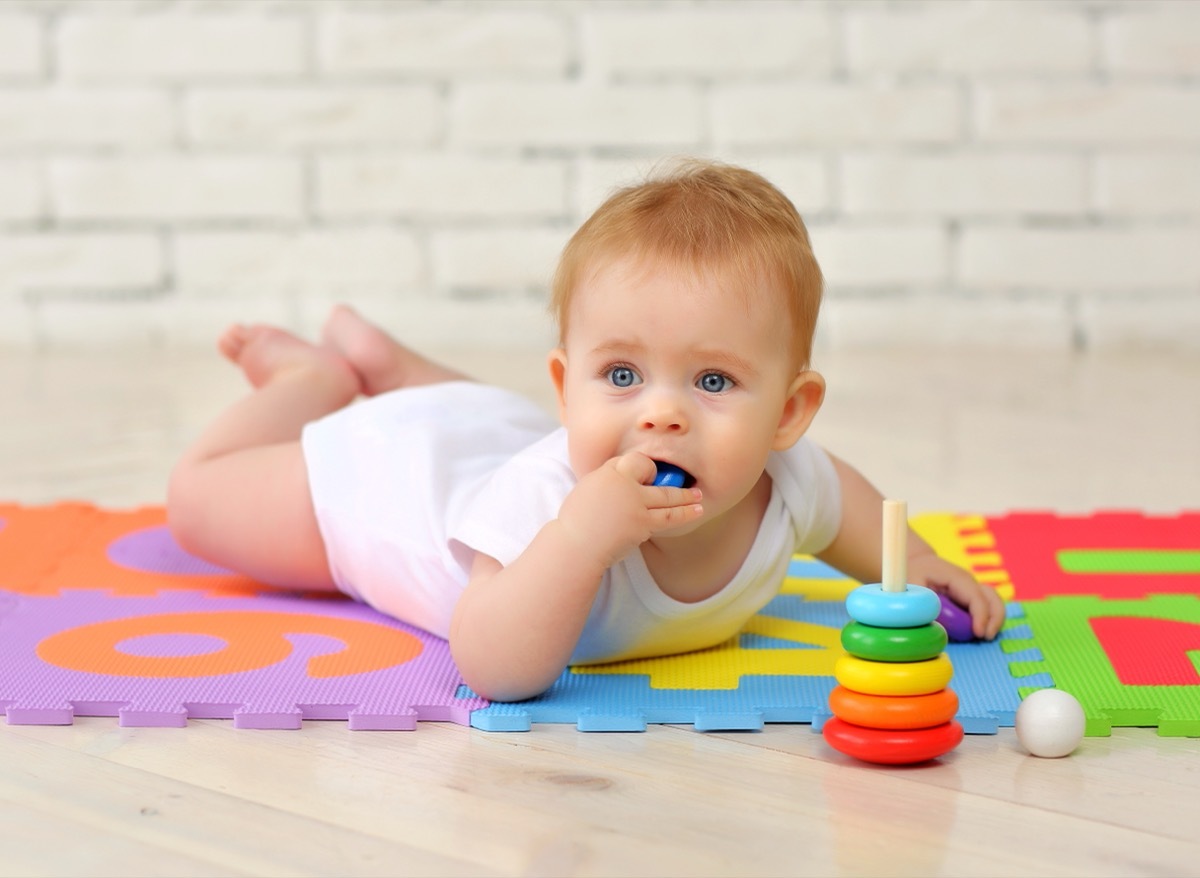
[551,159,823,371]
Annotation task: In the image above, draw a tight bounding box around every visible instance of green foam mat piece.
[1003,595,1200,737]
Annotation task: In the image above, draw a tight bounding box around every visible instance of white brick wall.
[59,12,306,80]
[53,156,304,221]
[0,14,40,77]
[0,0,1196,351]
[186,87,442,147]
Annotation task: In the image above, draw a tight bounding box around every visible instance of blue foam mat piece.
[469,674,839,732]
[470,598,1035,734]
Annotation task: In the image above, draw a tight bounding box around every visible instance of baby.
[169,159,1005,702]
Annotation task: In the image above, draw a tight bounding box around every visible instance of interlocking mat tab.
[1,503,1197,735]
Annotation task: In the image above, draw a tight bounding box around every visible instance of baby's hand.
[907,552,1006,641]
[556,452,703,569]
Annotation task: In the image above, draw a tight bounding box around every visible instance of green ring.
[841,621,948,663]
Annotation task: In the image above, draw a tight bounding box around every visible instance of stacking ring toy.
[834,652,953,697]
[841,621,947,663]
[823,500,965,766]
[822,717,964,764]
[828,686,959,730]
[846,583,941,628]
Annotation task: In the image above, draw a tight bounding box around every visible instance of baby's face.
[550,256,806,533]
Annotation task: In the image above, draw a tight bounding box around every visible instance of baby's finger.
[646,500,704,529]
[984,589,1007,639]
[968,588,1006,640]
[642,485,703,509]
[613,451,658,484]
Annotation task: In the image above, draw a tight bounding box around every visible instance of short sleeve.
[449,429,576,568]
[765,437,842,555]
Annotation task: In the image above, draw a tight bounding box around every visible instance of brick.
[1080,294,1200,351]
[1096,154,1200,216]
[432,228,568,292]
[167,293,557,360]
[0,88,172,147]
[584,9,833,75]
[959,226,1200,290]
[291,295,558,355]
[722,154,832,215]
[577,154,830,219]
[36,298,168,348]
[576,158,665,218]
[0,14,41,77]
[318,155,567,220]
[713,83,960,146]
[187,86,441,147]
[319,9,569,75]
[0,232,161,293]
[842,153,1088,216]
[809,224,949,288]
[820,294,1074,349]
[173,229,423,296]
[976,84,1200,145]
[0,159,42,220]
[455,83,703,148]
[53,156,303,222]
[847,4,1091,74]
[1105,8,1200,75]
[58,11,304,79]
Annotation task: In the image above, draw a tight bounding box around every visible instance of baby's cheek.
[567,436,611,480]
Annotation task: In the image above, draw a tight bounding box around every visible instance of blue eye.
[607,366,641,388]
[698,372,732,393]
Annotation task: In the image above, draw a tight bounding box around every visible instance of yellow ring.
[834,653,953,697]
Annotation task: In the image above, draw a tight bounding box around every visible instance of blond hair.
[550,159,823,368]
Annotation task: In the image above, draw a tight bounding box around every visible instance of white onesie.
[302,381,842,665]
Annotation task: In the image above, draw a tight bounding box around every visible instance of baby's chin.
[648,514,710,541]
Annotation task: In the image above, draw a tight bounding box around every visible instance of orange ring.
[828,686,959,730]
[822,717,964,765]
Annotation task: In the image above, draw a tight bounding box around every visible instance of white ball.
[1015,689,1086,758]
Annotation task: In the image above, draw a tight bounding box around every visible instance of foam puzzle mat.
[1,502,1197,736]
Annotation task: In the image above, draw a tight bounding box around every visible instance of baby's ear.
[773,370,825,450]
[547,348,569,423]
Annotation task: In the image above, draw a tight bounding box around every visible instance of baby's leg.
[168,326,361,591]
[320,304,469,396]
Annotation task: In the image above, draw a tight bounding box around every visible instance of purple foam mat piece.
[107,525,236,577]
[0,589,487,729]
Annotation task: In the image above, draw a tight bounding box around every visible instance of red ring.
[828,686,959,730]
[822,717,964,765]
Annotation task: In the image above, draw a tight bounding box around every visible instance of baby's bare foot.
[219,323,360,395]
[320,304,466,395]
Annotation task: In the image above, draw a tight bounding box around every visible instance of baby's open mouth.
[652,460,696,489]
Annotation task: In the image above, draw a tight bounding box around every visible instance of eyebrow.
[589,340,762,379]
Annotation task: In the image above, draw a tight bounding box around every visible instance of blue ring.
[846,583,941,628]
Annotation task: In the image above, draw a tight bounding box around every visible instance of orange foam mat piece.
[0,502,259,596]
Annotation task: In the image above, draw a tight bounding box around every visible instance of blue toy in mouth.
[652,461,692,488]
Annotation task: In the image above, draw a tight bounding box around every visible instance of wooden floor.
[2,343,1199,878]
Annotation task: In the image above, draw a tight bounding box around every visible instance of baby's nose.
[639,394,688,432]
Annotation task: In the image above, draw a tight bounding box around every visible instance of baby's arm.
[449,452,703,702]
[816,453,1006,640]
